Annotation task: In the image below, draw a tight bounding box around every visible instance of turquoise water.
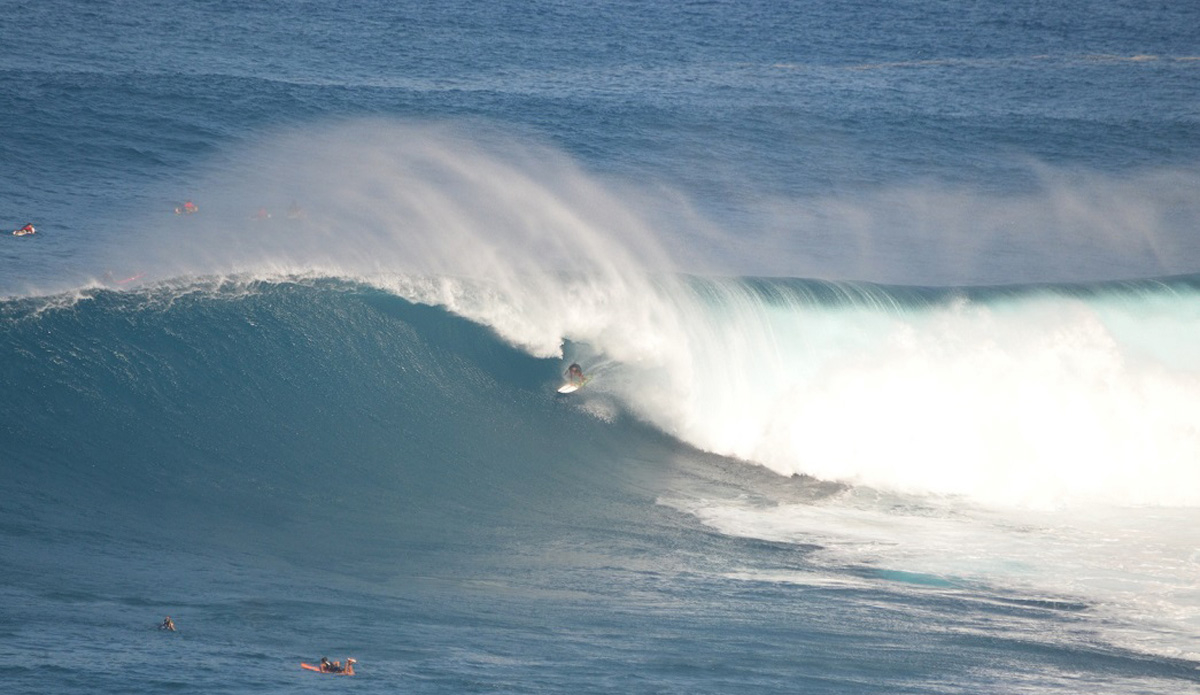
[3,1,1200,692]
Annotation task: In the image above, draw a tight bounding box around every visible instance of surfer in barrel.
[566,363,585,385]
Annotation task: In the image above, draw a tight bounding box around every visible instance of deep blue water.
[3,1,1200,693]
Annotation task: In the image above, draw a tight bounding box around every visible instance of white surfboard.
[557,376,590,394]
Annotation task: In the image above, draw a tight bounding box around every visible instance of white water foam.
[663,488,1200,662]
[662,287,1200,509]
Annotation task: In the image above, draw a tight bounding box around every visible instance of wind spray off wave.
[107,120,1200,510]
[108,120,692,363]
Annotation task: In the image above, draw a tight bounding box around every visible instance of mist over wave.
[37,119,1195,510]
[77,118,1200,290]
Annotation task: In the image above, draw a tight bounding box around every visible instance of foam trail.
[672,489,1200,660]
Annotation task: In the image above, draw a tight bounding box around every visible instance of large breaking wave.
[6,119,1200,660]
[4,269,1200,661]
[6,271,1200,513]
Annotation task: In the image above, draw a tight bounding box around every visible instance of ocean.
[2,1,1200,692]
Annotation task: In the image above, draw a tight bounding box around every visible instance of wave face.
[0,279,671,564]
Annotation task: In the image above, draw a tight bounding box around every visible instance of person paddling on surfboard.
[321,657,355,674]
[13,223,35,236]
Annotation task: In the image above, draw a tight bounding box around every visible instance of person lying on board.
[13,223,35,236]
[320,657,356,674]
